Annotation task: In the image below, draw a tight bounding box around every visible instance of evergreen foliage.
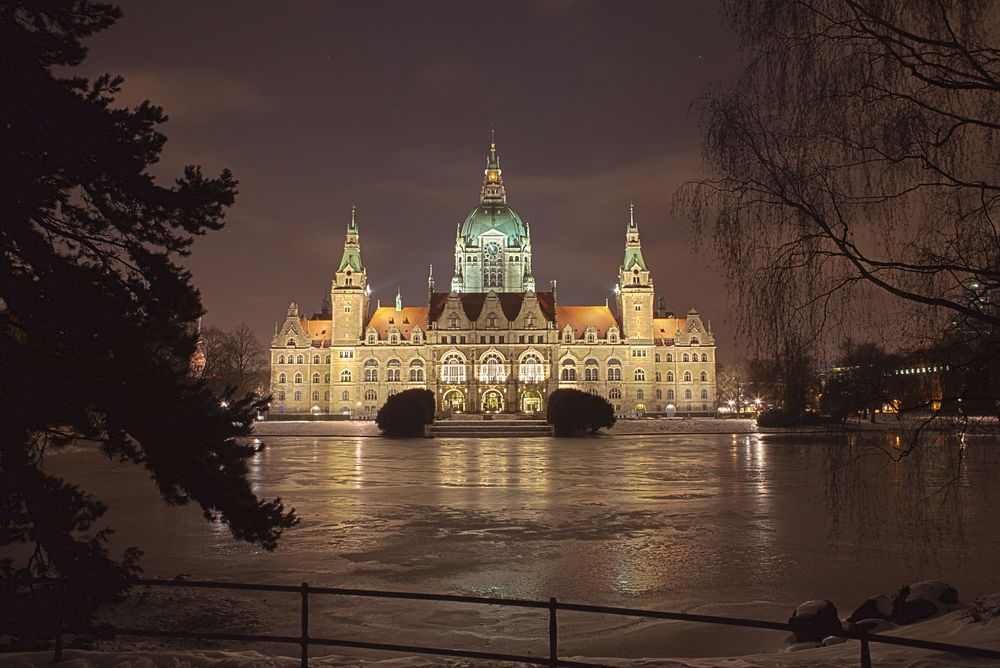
[0,0,297,586]
[376,389,435,437]
[546,389,616,436]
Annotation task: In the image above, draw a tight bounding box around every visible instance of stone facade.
[269,141,717,417]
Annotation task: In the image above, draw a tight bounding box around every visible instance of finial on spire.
[395,288,402,311]
[490,123,496,151]
[629,201,636,229]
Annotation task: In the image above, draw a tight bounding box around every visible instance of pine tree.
[0,0,297,583]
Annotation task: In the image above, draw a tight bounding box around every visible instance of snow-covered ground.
[28,433,1000,665]
[6,604,1000,666]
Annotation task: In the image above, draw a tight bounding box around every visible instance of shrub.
[376,389,435,437]
[756,409,798,427]
[546,389,616,436]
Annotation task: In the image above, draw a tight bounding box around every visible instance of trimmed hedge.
[546,388,617,436]
[376,388,435,437]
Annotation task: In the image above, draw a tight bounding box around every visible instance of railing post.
[548,597,558,667]
[859,626,872,668]
[53,578,66,663]
[300,582,309,668]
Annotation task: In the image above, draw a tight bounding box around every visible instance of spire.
[481,130,506,205]
[621,202,647,272]
[395,287,402,311]
[628,201,637,232]
[337,205,364,274]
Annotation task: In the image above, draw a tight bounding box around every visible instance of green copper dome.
[460,204,528,246]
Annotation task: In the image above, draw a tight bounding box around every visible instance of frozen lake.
[42,432,1000,660]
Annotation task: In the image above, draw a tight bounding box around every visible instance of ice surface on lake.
[38,433,1000,660]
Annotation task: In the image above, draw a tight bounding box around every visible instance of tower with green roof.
[617,202,654,341]
[451,136,535,293]
[331,205,369,345]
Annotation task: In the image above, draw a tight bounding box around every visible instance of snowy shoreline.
[251,416,1000,438]
[4,603,999,667]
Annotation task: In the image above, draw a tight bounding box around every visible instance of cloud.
[109,67,273,123]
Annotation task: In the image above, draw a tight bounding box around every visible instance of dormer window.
[287,339,295,347]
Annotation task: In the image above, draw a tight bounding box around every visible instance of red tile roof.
[366,306,429,340]
[556,306,619,338]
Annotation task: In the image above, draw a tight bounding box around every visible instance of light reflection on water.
[42,432,1000,618]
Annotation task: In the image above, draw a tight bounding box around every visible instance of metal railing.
[12,578,1000,667]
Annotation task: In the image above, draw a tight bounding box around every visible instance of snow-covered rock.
[893,580,960,625]
[788,599,842,642]
[847,594,893,627]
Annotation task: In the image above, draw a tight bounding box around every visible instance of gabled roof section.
[338,247,363,273]
[427,291,556,323]
[556,306,619,339]
[653,316,686,346]
[366,306,429,340]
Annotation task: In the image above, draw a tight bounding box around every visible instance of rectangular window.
[480,336,486,344]
[499,336,504,343]
[519,335,525,343]
[461,336,467,344]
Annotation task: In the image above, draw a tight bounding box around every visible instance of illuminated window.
[560,359,576,382]
[340,369,352,382]
[479,353,507,382]
[519,354,545,382]
[311,372,320,383]
[683,371,692,382]
[342,391,349,401]
[634,368,645,381]
[441,353,466,382]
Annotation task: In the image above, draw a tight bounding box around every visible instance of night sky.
[82,1,741,355]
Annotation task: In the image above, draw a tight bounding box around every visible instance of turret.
[616,203,654,341]
[331,205,370,344]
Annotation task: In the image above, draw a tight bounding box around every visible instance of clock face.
[484,242,501,258]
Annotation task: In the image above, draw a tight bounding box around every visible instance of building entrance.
[521,390,542,413]
[443,390,465,413]
[482,389,504,413]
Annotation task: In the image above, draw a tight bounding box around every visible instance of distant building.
[269,140,717,416]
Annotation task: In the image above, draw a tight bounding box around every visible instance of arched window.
[682,353,690,362]
[655,353,661,362]
[634,302,641,310]
[666,353,673,362]
[342,391,349,401]
[367,331,377,345]
[311,372,320,383]
[607,358,622,381]
[683,371,692,382]
[560,359,577,382]
[409,359,425,382]
[684,389,692,399]
[700,371,708,382]
[312,391,320,401]
[344,302,352,312]
[277,373,287,384]
[324,391,329,401]
[585,328,596,344]
[277,391,285,401]
[365,389,377,401]
[483,246,503,288]
[313,354,320,364]
[701,389,709,399]
[608,327,619,344]
[609,388,621,399]
[388,329,400,345]
[448,312,460,329]
[634,368,645,381]
[294,391,301,401]
[691,337,700,345]
[441,353,466,382]
[656,389,662,399]
[667,389,674,400]
[479,353,507,382]
[326,354,331,364]
[364,358,378,382]
[655,371,661,382]
[666,371,674,382]
[584,358,599,382]
[340,369,352,382]
[486,313,499,328]
[701,353,709,362]
[278,355,285,364]
[636,389,644,400]
[412,329,423,344]
[519,354,544,382]
[293,372,303,384]
[286,338,295,347]
[387,359,401,382]
[325,372,331,382]
[563,328,573,344]
[292,354,301,364]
